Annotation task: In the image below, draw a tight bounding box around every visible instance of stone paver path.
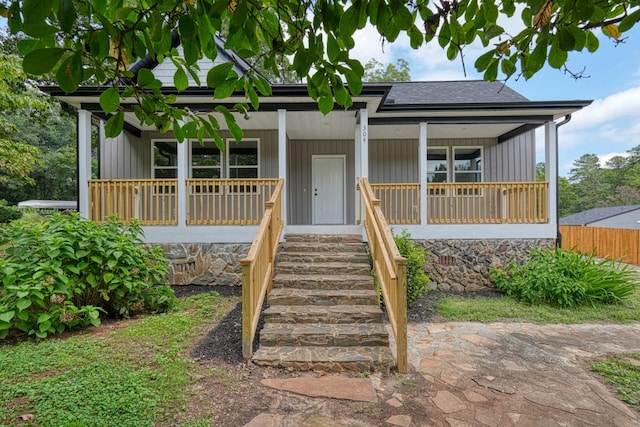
[406,321,640,426]
[245,321,640,426]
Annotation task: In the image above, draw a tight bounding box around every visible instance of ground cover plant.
[591,353,640,410]
[0,292,230,426]
[393,230,430,306]
[490,248,638,308]
[0,213,175,339]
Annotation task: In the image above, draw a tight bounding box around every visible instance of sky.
[349,21,640,177]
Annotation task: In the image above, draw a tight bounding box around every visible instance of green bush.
[394,230,430,306]
[490,247,638,308]
[0,200,22,223]
[0,213,174,339]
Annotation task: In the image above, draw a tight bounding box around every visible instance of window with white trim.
[191,140,222,178]
[227,139,259,178]
[453,147,482,183]
[152,140,178,178]
[427,147,448,183]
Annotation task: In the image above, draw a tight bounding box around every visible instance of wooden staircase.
[251,234,394,373]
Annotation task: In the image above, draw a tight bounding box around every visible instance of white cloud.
[569,86,640,128]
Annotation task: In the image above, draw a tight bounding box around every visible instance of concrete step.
[279,242,368,254]
[264,305,385,324]
[277,251,370,264]
[252,345,393,373]
[268,288,378,306]
[272,273,374,290]
[284,234,363,244]
[276,261,371,276]
[259,323,389,347]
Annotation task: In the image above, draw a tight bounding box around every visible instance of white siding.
[152,47,246,87]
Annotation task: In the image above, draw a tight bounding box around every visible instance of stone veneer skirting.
[157,243,251,285]
[415,239,554,292]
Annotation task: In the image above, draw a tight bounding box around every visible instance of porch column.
[360,108,369,178]
[355,123,361,223]
[419,122,428,225]
[77,109,92,218]
[278,109,287,225]
[545,120,558,226]
[177,135,189,228]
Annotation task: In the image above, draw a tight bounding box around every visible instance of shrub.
[0,213,174,339]
[0,200,22,223]
[394,229,430,306]
[490,247,638,308]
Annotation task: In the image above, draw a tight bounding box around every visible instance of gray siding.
[486,131,536,182]
[102,129,278,179]
[100,129,149,179]
[369,135,535,184]
[369,139,418,183]
[288,139,355,225]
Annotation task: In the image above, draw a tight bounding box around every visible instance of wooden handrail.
[357,177,408,373]
[240,179,284,359]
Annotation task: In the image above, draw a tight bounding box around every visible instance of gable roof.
[560,205,640,225]
[383,80,528,105]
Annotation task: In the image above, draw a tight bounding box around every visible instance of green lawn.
[0,293,231,427]
[591,353,640,410]
[437,289,640,324]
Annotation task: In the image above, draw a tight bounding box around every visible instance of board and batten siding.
[369,135,535,184]
[485,131,536,182]
[287,139,355,225]
[100,128,150,179]
[101,129,279,179]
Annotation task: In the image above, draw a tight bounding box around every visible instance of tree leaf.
[137,68,156,88]
[344,69,363,95]
[206,62,234,88]
[105,111,125,137]
[57,0,77,33]
[585,30,599,53]
[318,95,333,114]
[548,41,567,68]
[23,48,66,75]
[56,53,83,93]
[174,67,189,91]
[99,86,121,114]
[620,9,640,33]
[557,27,576,51]
[339,5,359,38]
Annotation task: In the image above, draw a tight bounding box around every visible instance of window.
[191,140,222,178]
[228,139,259,179]
[153,140,177,178]
[427,148,448,183]
[453,147,482,183]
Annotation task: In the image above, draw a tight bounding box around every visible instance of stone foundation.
[415,239,554,292]
[156,243,251,285]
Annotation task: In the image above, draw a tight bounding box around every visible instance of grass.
[0,292,232,427]
[437,288,640,324]
[591,353,640,409]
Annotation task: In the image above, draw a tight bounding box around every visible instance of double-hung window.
[152,140,178,178]
[427,146,483,194]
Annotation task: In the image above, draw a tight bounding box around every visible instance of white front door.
[312,155,346,224]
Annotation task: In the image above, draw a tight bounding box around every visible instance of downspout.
[554,114,572,248]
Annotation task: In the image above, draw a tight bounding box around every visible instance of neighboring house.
[40,50,591,291]
[560,205,640,229]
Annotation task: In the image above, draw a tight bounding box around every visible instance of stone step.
[259,323,389,347]
[277,251,370,264]
[272,273,374,290]
[252,345,393,373]
[276,261,371,276]
[279,242,368,254]
[264,305,385,324]
[268,288,378,306]
[284,234,363,244]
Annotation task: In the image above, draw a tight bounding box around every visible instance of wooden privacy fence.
[358,177,408,373]
[240,179,284,359]
[560,225,640,265]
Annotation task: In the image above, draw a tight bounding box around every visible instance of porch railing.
[371,181,548,224]
[358,177,408,373]
[89,179,178,225]
[240,179,284,359]
[370,183,420,224]
[186,178,280,225]
[88,179,281,225]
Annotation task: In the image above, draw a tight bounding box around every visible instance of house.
[560,205,640,229]
[40,54,591,292]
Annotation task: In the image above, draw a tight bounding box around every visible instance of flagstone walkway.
[244,321,640,426]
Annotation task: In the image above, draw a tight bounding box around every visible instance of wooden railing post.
[396,260,408,373]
